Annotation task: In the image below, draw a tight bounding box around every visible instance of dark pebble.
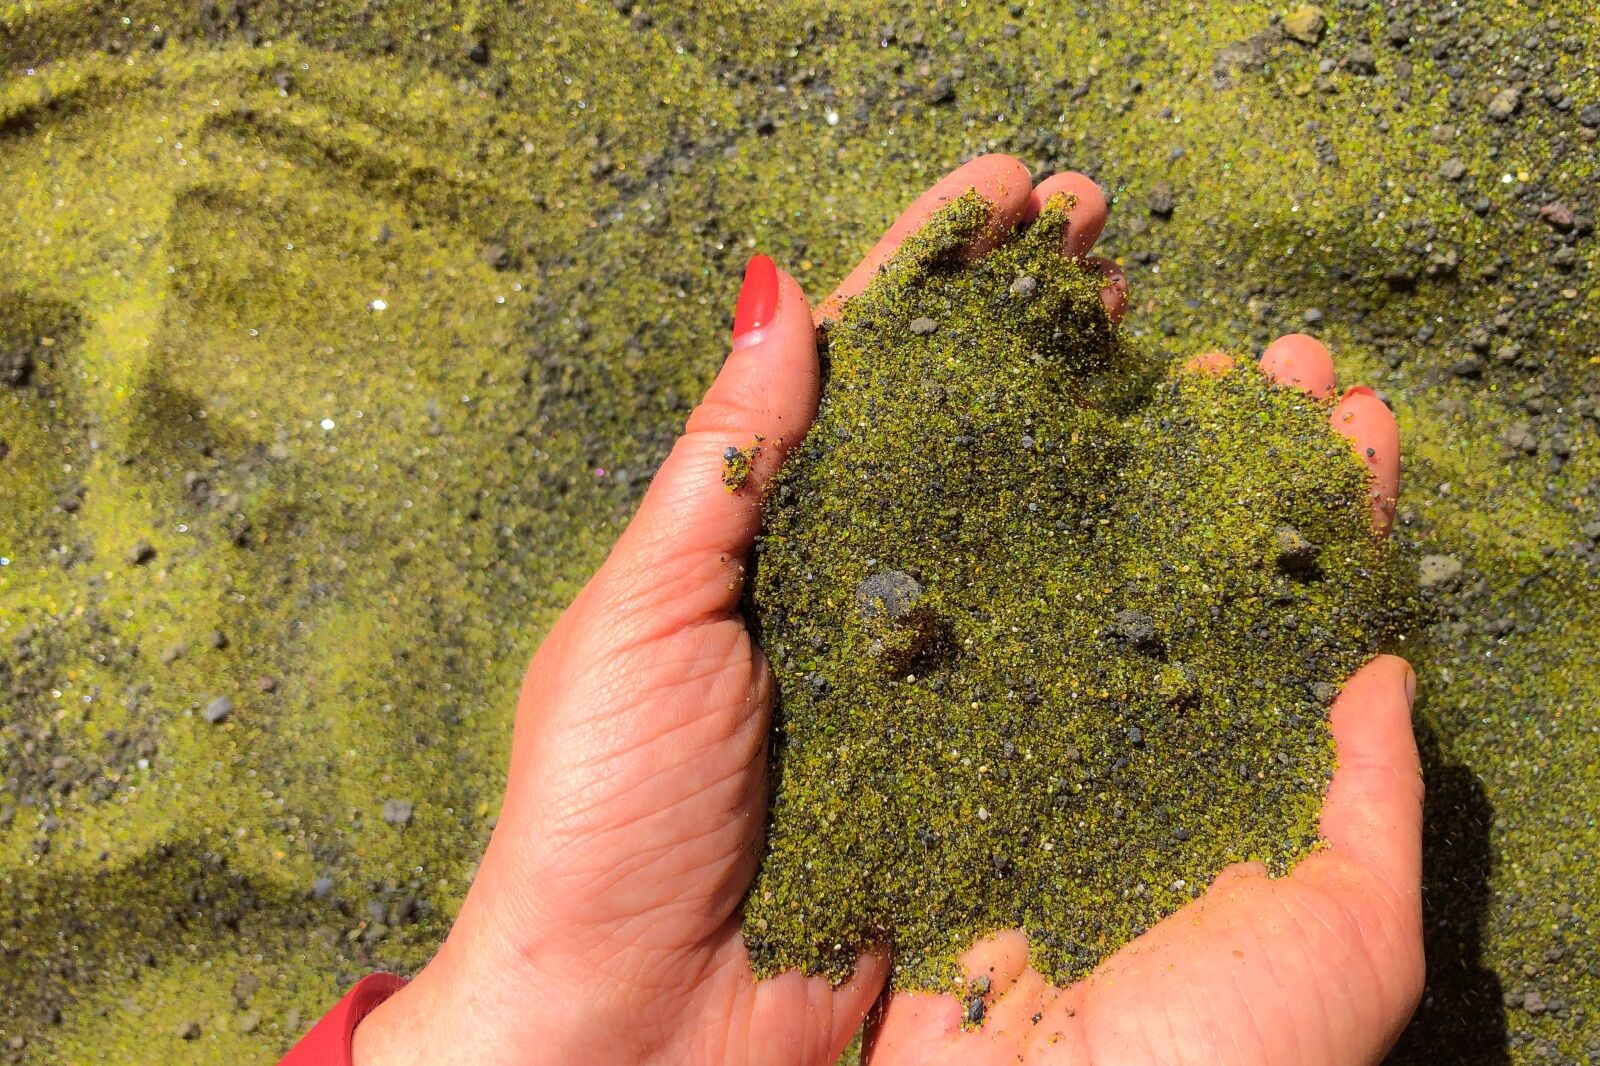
[1346,45,1377,75]
[1578,105,1600,128]
[203,696,235,724]
[0,345,33,387]
[1273,526,1320,579]
[963,995,986,1024]
[1538,202,1576,232]
[125,539,156,565]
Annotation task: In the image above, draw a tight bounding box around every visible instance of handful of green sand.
[741,193,1412,991]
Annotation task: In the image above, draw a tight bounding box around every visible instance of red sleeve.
[279,973,408,1066]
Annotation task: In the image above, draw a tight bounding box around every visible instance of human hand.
[863,338,1421,1066]
[350,155,1127,1066]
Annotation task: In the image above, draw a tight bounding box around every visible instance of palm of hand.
[867,657,1422,1066]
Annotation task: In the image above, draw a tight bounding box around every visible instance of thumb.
[1316,654,1423,895]
[590,254,820,632]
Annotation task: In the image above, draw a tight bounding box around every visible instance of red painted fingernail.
[1341,385,1379,402]
[732,254,778,345]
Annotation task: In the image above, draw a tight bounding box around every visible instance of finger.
[1086,256,1128,323]
[1182,350,1235,376]
[1259,333,1337,399]
[817,154,1033,322]
[1313,655,1422,895]
[1207,859,1269,892]
[593,256,819,631]
[861,929,1030,1052]
[752,947,891,1064]
[1024,171,1108,258]
[1330,386,1401,533]
[958,928,1032,1002]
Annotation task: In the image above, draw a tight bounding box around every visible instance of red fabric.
[280,973,408,1066]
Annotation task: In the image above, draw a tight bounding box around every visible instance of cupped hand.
[863,339,1422,1066]
[352,155,1126,1066]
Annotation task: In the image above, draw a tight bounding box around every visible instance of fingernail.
[1404,666,1417,706]
[732,254,779,350]
[1341,385,1379,403]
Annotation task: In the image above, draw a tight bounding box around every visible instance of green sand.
[743,192,1408,988]
[0,2,1596,1063]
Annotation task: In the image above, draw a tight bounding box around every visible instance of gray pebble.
[1009,275,1038,298]
[203,696,235,724]
[909,316,938,336]
[382,798,414,826]
[855,570,925,624]
[1487,87,1522,121]
[312,875,334,898]
[1440,158,1467,182]
[1418,554,1463,590]
[1107,609,1159,651]
[1147,182,1176,218]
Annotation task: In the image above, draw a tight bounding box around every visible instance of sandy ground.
[1,3,1595,1063]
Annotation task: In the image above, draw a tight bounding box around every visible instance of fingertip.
[1086,255,1128,322]
[957,928,1032,1000]
[1259,333,1337,399]
[817,154,1032,319]
[1317,655,1422,890]
[957,153,1035,259]
[1183,350,1236,376]
[1330,386,1401,533]
[1027,171,1109,257]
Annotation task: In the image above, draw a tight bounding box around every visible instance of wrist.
[350,915,596,1066]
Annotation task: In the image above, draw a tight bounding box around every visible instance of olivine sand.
[1,2,1597,1062]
